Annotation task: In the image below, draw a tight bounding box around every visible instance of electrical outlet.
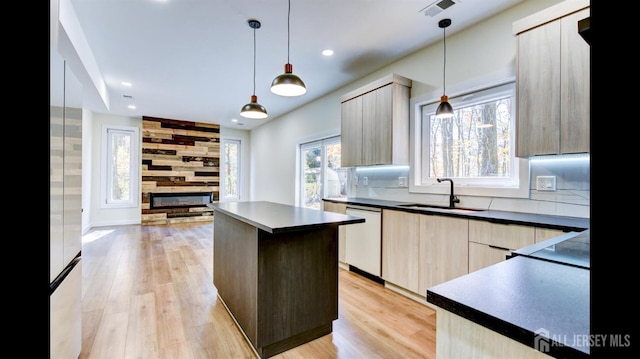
[398,177,407,187]
[362,176,368,185]
[536,176,556,191]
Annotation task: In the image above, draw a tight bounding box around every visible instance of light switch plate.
[362,176,368,185]
[536,176,556,191]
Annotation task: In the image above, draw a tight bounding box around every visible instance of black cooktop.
[512,230,590,269]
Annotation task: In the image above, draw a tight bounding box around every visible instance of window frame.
[409,74,529,198]
[221,138,241,201]
[100,124,140,208]
[295,133,343,208]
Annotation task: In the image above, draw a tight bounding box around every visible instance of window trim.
[100,124,140,208]
[409,72,529,199]
[221,138,242,201]
[295,131,341,207]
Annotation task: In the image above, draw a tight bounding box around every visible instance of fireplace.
[150,192,213,210]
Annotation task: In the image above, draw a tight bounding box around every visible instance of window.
[101,125,139,208]
[410,80,528,198]
[298,135,346,209]
[222,139,241,200]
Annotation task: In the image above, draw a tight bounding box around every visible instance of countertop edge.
[426,288,589,359]
[211,201,365,234]
[323,198,589,231]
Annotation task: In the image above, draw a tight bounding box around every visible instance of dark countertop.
[512,230,590,269]
[323,197,589,231]
[427,255,589,358]
[210,201,365,234]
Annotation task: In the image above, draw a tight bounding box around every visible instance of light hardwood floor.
[80,222,437,359]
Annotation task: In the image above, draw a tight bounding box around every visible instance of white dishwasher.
[345,205,382,277]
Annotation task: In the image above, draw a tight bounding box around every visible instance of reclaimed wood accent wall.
[141,116,220,225]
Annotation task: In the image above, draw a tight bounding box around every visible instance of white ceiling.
[69,0,523,130]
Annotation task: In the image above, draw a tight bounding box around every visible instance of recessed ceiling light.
[128,104,136,109]
[232,118,238,122]
[322,49,334,56]
[121,81,132,87]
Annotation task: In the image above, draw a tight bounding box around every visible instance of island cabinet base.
[436,309,552,359]
[213,211,339,358]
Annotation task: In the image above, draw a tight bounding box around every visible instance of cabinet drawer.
[468,220,534,250]
[469,242,511,273]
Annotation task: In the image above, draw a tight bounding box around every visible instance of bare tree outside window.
[420,81,517,188]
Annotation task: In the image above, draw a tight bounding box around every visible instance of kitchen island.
[427,231,590,359]
[210,201,365,358]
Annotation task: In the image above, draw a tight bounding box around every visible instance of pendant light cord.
[287,0,291,64]
[252,25,257,96]
[442,25,446,96]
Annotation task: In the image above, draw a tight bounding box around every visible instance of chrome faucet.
[437,178,460,208]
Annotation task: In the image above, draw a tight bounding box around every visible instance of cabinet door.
[323,201,347,263]
[382,209,420,292]
[560,8,590,154]
[469,242,511,273]
[419,215,468,295]
[362,84,392,166]
[468,220,535,272]
[535,227,566,243]
[468,220,535,250]
[340,96,362,167]
[516,19,561,157]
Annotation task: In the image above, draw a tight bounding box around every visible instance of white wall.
[89,113,143,228]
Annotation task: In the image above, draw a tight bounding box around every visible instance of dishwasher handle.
[345,205,382,212]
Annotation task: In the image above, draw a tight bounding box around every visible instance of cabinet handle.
[488,245,510,251]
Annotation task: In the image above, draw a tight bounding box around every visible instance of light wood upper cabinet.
[340,96,363,167]
[513,0,590,157]
[340,74,411,167]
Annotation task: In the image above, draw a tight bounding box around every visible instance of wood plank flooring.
[80,222,437,359]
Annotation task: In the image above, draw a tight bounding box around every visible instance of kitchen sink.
[397,204,485,212]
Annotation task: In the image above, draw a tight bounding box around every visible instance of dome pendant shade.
[240,19,268,119]
[435,95,454,119]
[271,0,306,97]
[271,64,306,96]
[435,18,454,119]
[241,95,268,119]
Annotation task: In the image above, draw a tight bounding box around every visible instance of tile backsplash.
[345,155,589,218]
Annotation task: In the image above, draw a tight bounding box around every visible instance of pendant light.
[270,0,306,97]
[240,19,268,119]
[435,18,454,119]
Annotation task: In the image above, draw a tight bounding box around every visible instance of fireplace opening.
[150,192,213,210]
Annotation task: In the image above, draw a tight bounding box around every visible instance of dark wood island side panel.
[213,210,339,358]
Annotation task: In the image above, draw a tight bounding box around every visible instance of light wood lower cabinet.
[436,308,553,358]
[382,209,469,296]
[382,209,421,292]
[535,227,567,243]
[419,215,469,296]
[468,220,535,273]
[322,200,347,264]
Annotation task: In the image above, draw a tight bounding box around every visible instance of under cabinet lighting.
[529,154,590,163]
